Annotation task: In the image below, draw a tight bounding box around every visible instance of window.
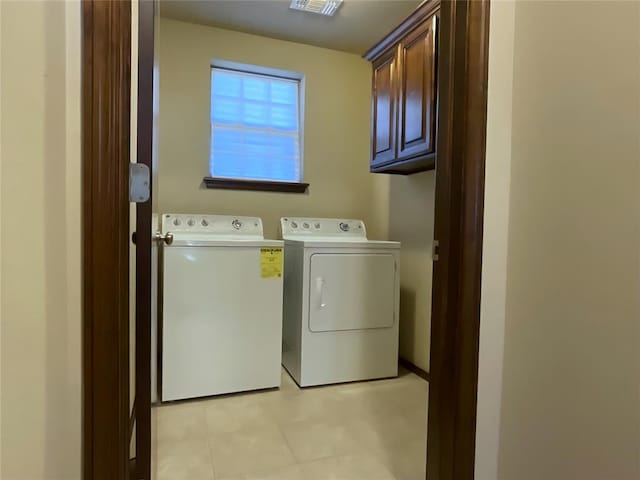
[209,63,304,186]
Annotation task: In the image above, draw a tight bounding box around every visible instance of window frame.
[204,60,308,193]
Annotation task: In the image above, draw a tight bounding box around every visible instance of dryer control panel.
[280,217,367,240]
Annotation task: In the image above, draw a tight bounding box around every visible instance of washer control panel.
[162,214,263,238]
[280,217,367,240]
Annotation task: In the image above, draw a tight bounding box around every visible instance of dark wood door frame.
[132,0,156,478]
[81,0,131,479]
[427,1,490,479]
[81,0,491,478]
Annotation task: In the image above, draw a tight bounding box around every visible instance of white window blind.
[210,67,302,182]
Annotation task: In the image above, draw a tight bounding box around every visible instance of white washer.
[281,217,400,387]
[161,213,284,401]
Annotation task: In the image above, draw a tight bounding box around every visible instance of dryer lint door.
[308,253,396,332]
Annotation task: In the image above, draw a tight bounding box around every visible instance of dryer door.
[308,253,396,332]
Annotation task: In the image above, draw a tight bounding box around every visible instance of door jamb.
[426,1,491,479]
[80,0,491,478]
[131,0,156,478]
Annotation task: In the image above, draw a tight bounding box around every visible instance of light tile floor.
[152,367,428,480]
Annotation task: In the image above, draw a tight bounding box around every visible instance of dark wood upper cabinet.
[364,1,439,175]
[371,49,398,168]
[398,16,437,162]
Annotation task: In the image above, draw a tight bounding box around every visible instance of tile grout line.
[272,410,304,467]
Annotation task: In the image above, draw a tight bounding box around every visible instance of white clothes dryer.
[160,214,284,401]
[280,217,400,387]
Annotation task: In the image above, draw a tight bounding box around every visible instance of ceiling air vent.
[289,0,343,17]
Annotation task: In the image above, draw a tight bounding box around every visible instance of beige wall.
[389,172,434,371]
[158,17,434,370]
[475,1,515,478]
[478,1,640,479]
[157,17,390,240]
[0,1,82,479]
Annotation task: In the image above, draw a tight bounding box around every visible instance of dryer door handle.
[316,277,327,309]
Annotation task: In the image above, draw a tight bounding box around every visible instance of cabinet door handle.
[316,277,326,309]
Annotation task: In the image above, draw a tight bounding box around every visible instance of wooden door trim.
[81,0,492,478]
[132,0,156,478]
[82,1,132,479]
[426,0,491,479]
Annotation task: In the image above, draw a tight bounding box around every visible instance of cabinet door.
[397,15,437,161]
[371,48,398,168]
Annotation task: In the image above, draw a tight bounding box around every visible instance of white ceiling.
[160,0,422,55]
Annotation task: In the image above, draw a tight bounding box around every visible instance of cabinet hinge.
[433,240,440,261]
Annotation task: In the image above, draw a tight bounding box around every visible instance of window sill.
[203,177,309,193]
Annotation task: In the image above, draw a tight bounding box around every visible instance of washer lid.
[162,214,265,244]
[280,217,368,241]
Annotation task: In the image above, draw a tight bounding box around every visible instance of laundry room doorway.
[80,1,490,479]
[149,1,428,474]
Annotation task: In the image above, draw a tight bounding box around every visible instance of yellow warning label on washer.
[260,248,283,278]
